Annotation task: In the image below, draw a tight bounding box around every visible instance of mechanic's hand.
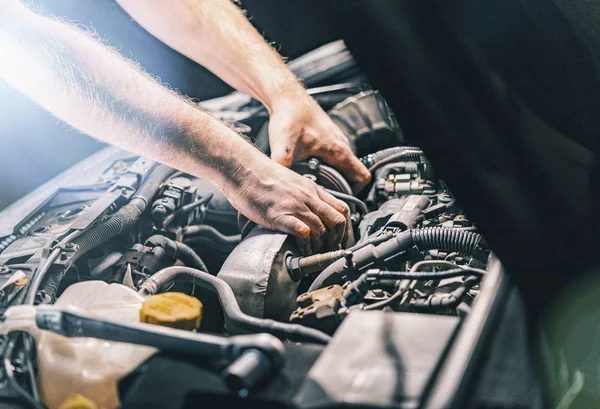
[222,155,351,254]
[268,93,372,192]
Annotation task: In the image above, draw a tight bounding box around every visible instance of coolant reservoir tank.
[36,281,156,409]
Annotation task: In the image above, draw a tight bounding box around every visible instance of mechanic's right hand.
[221,155,350,254]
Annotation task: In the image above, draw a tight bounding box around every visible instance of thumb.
[268,117,298,167]
[270,144,294,167]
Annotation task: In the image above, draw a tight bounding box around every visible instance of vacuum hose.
[138,266,331,344]
[145,234,209,273]
[183,224,241,251]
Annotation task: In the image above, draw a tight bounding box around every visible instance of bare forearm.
[116,0,305,112]
[0,2,260,189]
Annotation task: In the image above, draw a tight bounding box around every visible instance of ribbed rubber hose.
[138,266,331,345]
[411,227,482,255]
[360,146,422,168]
[367,151,423,172]
[40,165,175,301]
[71,164,175,259]
[308,227,482,291]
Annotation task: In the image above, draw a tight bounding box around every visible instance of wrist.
[260,74,309,114]
[177,110,259,191]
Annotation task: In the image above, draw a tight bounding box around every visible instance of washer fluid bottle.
[1,281,156,409]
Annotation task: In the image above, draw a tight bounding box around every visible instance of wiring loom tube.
[70,164,175,261]
[138,266,331,345]
[308,227,482,292]
[360,146,422,168]
[39,165,175,301]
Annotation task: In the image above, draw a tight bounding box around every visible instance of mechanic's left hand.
[268,93,371,192]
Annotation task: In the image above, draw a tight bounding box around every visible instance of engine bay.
[0,42,508,409]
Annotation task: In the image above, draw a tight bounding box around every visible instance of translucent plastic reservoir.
[35,281,156,409]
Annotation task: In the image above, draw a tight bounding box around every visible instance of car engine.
[0,42,508,409]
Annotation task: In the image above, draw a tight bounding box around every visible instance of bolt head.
[307,158,320,171]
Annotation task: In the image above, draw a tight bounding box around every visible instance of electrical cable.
[161,193,214,227]
[324,188,369,215]
[24,229,81,306]
[285,232,396,281]
[368,267,486,280]
[309,227,483,292]
[363,283,406,310]
[409,260,463,272]
[3,334,45,409]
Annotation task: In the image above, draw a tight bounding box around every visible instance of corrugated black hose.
[359,146,421,168]
[308,227,482,291]
[40,165,175,301]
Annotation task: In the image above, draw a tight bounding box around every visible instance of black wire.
[369,267,485,280]
[3,334,46,409]
[240,219,257,239]
[22,335,38,402]
[324,188,369,215]
[177,193,214,216]
[162,193,214,227]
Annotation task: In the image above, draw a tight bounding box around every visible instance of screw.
[307,158,320,171]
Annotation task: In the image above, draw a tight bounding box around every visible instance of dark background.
[0,0,340,209]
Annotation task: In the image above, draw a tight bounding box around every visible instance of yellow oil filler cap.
[140,292,203,330]
[58,394,97,409]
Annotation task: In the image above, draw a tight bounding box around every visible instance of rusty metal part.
[290,285,345,334]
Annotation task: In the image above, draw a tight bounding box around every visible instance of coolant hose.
[131,164,177,208]
[145,235,209,273]
[138,266,331,344]
[183,224,241,250]
[308,227,482,291]
[40,165,175,301]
